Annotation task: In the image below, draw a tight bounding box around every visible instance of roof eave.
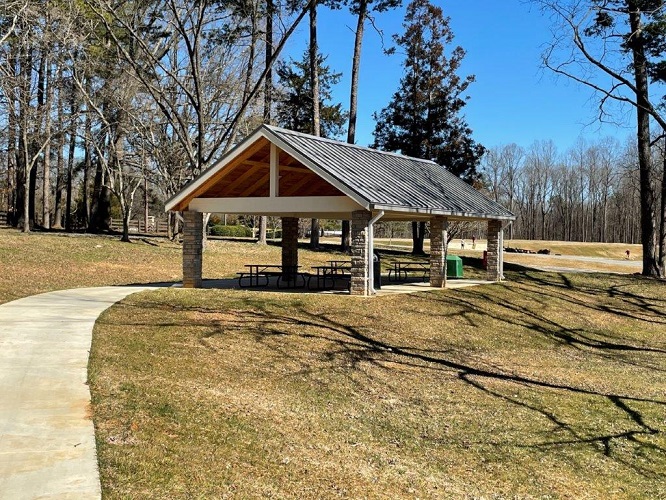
[372,203,516,221]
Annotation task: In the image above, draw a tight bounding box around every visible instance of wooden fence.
[110,217,169,235]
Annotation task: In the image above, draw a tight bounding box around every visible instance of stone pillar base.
[350,210,371,296]
[487,219,502,281]
[183,211,203,288]
[430,216,448,288]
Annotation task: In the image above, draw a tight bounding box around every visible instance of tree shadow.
[98,272,666,480]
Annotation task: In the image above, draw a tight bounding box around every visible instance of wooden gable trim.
[166,126,371,212]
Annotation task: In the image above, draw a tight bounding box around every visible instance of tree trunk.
[88,154,112,233]
[309,1,320,249]
[42,140,51,229]
[258,216,267,244]
[659,145,666,278]
[41,61,54,230]
[17,46,32,232]
[28,156,37,228]
[16,135,27,231]
[256,0,273,246]
[82,88,92,228]
[347,0,366,145]
[7,118,16,224]
[22,161,30,233]
[65,125,75,231]
[7,51,18,225]
[309,3,320,137]
[144,173,149,232]
[264,0,273,124]
[52,137,64,229]
[167,211,174,240]
[341,220,350,251]
[310,218,320,249]
[341,0,367,252]
[121,206,131,242]
[628,4,660,277]
[53,74,65,229]
[411,221,426,255]
[65,77,78,232]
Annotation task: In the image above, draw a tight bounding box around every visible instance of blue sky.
[284,0,636,152]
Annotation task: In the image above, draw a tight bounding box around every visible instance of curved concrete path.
[0,286,155,500]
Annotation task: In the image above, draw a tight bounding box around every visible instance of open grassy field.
[366,237,645,274]
[2,229,664,497]
[371,236,644,259]
[503,239,643,260]
[0,229,484,305]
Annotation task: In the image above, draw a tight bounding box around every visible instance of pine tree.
[372,0,484,181]
[275,51,347,139]
[372,0,484,254]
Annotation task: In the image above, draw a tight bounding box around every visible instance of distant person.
[461,239,465,249]
[472,236,476,249]
[626,249,631,260]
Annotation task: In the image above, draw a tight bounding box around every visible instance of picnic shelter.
[165,125,516,296]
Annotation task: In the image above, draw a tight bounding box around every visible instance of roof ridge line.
[262,124,439,165]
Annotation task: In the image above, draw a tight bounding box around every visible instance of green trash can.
[446,255,463,278]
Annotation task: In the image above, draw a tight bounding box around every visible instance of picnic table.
[308,260,352,290]
[237,264,305,288]
[388,261,430,282]
[327,260,352,272]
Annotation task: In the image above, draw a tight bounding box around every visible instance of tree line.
[535,0,666,276]
[0,0,481,243]
[0,0,349,241]
[482,137,649,245]
[1,0,664,277]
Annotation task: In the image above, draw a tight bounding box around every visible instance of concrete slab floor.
[190,277,496,295]
[0,286,155,500]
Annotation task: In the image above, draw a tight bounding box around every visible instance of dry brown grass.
[0,228,485,304]
[505,239,644,260]
[502,254,641,274]
[0,229,353,304]
[0,229,182,303]
[90,269,666,499]
[3,229,665,497]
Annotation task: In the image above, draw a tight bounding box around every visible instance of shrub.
[209,224,253,237]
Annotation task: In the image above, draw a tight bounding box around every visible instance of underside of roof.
[165,125,515,222]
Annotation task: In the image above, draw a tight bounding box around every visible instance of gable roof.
[165,124,515,221]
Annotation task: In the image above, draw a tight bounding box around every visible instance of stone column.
[350,209,371,296]
[281,217,299,279]
[182,210,203,288]
[429,216,448,288]
[487,219,503,281]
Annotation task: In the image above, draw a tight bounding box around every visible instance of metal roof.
[263,125,515,220]
[166,124,515,221]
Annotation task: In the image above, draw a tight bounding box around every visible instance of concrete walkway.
[0,286,155,500]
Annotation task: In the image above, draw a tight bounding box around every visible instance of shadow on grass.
[100,268,666,480]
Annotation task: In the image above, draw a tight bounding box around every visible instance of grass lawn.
[0,229,351,304]
[89,269,666,498]
[0,228,482,304]
[2,229,664,497]
[369,237,644,260]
